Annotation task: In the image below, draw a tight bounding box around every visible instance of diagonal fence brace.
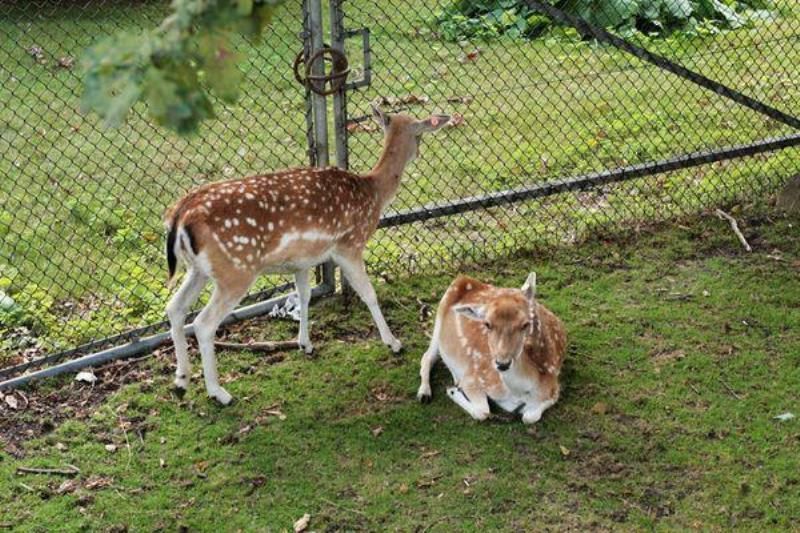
[524,0,800,131]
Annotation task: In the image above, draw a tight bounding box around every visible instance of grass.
[1,205,799,530]
[1,1,800,360]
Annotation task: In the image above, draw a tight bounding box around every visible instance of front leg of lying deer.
[446,386,491,421]
[521,399,556,425]
[417,333,440,403]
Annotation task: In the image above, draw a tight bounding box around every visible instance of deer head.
[454,272,538,372]
[369,104,450,205]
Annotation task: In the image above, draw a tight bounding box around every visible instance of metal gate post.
[330,0,349,171]
[329,0,354,297]
[304,0,337,292]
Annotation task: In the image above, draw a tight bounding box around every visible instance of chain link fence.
[2,0,799,382]
[343,0,800,275]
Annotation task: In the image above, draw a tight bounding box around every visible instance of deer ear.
[521,272,537,302]
[415,114,451,134]
[371,102,390,129]
[454,304,486,321]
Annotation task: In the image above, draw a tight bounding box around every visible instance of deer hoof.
[174,374,189,389]
[388,338,403,354]
[209,387,233,406]
[298,342,314,355]
[522,410,542,424]
[417,384,432,403]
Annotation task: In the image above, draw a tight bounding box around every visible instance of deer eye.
[484,322,493,331]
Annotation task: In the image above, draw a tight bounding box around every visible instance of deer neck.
[367,134,413,209]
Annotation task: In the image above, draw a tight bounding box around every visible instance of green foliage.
[81,0,283,134]
[433,0,775,41]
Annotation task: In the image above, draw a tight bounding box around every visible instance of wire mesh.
[1,0,799,377]
[0,1,312,372]
[340,0,800,273]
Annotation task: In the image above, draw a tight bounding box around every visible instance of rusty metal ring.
[293,46,350,96]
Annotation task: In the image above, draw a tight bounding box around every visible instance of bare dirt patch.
[0,351,168,457]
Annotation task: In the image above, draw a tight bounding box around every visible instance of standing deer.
[417,273,566,424]
[163,105,450,405]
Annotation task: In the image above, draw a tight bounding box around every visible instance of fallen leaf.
[448,113,465,127]
[159,458,166,468]
[400,94,429,105]
[27,45,45,62]
[57,56,74,69]
[56,479,80,495]
[774,412,795,422]
[293,513,310,532]
[420,450,440,459]
[5,395,18,410]
[398,483,409,494]
[416,475,442,488]
[264,408,286,421]
[371,425,384,437]
[75,371,97,384]
[446,95,473,104]
[459,49,482,63]
[375,94,430,108]
[346,121,378,134]
[559,445,571,457]
[104,444,117,453]
[591,402,608,415]
[84,476,113,490]
[55,442,68,452]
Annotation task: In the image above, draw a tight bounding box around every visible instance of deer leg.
[446,384,491,421]
[417,315,442,403]
[335,254,402,353]
[294,268,313,355]
[522,398,557,425]
[166,268,209,393]
[193,282,249,406]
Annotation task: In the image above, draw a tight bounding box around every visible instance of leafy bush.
[433,0,775,41]
[81,0,284,134]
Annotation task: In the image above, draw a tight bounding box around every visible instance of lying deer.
[417,273,566,424]
[164,105,450,404]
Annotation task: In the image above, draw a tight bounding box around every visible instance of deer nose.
[495,361,511,372]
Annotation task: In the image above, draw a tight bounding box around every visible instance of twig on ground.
[16,464,80,477]
[215,340,297,354]
[320,497,367,517]
[720,379,743,400]
[423,515,476,533]
[688,383,701,395]
[108,406,133,467]
[715,209,752,252]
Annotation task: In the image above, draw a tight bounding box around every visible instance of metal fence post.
[329,0,354,299]
[304,0,337,293]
